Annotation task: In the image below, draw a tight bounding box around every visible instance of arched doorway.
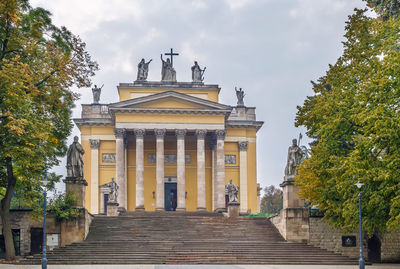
[367,234,381,263]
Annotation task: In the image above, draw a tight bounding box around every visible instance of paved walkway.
[1,265,399,269]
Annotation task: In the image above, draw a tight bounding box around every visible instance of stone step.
[22,213,357,265]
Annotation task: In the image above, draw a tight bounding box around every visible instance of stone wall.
[308,217,361,259]
[381,231,400,262]
[308,217,400,262]
[0,209,92,256]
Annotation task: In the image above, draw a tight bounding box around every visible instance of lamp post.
[355,181,365,269]
[42,171,49,269]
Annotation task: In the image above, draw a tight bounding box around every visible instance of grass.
[245,212,276,218]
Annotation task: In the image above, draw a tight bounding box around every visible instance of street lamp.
[42,171,49,269]
[355,180,365,269]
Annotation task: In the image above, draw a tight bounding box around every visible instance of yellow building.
[74,79,263,214]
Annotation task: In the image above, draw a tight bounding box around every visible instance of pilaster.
[89,139,100,214]
[238,141,248,213]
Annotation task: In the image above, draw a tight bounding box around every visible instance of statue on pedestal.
[191,61,206,82]
[137,58,152,81]
[284,138,304,178]
[160,54,176,82]
[66,136,85,178]
[225,179,239,204]
[108,178,119,203]
[235,87,245,107]
[92,84,103,104]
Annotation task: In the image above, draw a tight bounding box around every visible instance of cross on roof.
[164,48,179,66]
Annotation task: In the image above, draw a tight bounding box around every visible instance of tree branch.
[34,70,59,88]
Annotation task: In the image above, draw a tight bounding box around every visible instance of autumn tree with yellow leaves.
[0,0,98,259]
[295,6,400,236]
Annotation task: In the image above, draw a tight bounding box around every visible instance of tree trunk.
[0,157,16,260]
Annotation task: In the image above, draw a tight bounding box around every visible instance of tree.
[295,9,400,236]
[260,185,282,214]
[0,0,98,259]
[363,0,400,20]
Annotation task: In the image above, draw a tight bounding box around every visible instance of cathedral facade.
[74,55,263,214]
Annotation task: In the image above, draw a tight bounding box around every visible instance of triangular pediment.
[109,91,232,111]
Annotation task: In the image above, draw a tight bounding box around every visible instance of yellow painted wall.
[81,126,115,135]
[137,98,203,109]
[116,113,225,124]
[118,88,219,103]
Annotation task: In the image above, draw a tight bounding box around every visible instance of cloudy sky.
[30,0,367,192]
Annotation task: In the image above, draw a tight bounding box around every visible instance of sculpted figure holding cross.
[160,55,176,82]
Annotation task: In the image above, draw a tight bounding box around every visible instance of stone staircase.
[23,212,357,264]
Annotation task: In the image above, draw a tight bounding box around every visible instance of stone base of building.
[228,203,240,218]
[155,207,165,211]
[135,206,145,211]
[64,177,88,208]
[107,202,119,216]
[176,207,186,212]
[197,207,207,212]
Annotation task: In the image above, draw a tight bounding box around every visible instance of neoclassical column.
[215,130,226,212]
[135,129,145,211]
[209,139,216,211]
[89,139,100,214]
[238,141,249,213]
[114,128,126,211]
[196,130,207,211]
[176,129,187,211]
[155,129,166,211]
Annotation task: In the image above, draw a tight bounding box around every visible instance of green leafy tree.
[0,0,98,259]
[295,9,400,236]
[363,0,400,20]
[260,185,282,214]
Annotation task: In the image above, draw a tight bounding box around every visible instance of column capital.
[175,129,187,139]
[134,129,145,138]
[238,141,248,151]
[89,139,100,149]
[114,128,125,138]
[196,129,207,139]
[154,128,166,139]
[215,130,226,140]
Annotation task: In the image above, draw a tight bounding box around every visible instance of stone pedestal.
[107,202,119,216]
[279,178,309,243]
[228,202,240,218]
[279,207,309,243]
[64,177,88,208]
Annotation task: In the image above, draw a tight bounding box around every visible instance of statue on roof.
[161,54,176,82]
[92,84,103,104]
[137,58,152,81]
[235,87,245,107]
[191,61,206,83]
